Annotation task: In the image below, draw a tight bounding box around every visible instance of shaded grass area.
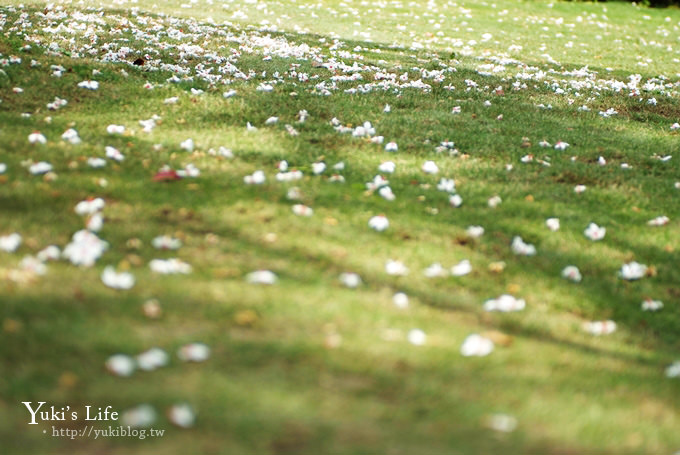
[1,2,680,455]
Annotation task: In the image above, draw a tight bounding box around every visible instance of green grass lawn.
[1,0,679,454]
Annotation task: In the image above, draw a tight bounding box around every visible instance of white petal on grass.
[339,272,362,288]
[466,226,484,238]
[393,292,409,309]
[121,405,156,428]
[244,170,266,184]
[101,266,135,290]
[385,142,398,152]
[378,186,396,201]
[484,295,525,312]
[562,266,582,283]
[312,162,326,175]
[180,138,195,152]
[177,343,210,362]
[151,235,182,250]
[546,218,560,231]
[37,245,60,262]
[424,263,448,278]
[62,230,108,267]
[422,160,439,174]
[443,192,462,208]
[378,161,396,173]
[61,128,81,145]
[105,146,124,162]
[246,270,277,285]
[574,185,587,193]
[584,223,606,241]
[461,334,494,357]
[511,236,536,256]
[149,258,192,274]
[665,361,680,378]
[136,348,169,371]
[86,213,104,232]
[168,404,195,428]
[407,329,426,346]
[87,157,106,168]
[19,256,46,276]
[488,414,518,433]
[451,259,472,277]
[106,124,125,135]
[0,233,22,252]
[583,320,617,335]
[368,215,389,232]
[292,204,313,217]
[619,262,647,281]
[75,198,105,216]
[78,80,99,90]
[385,260,409,276]
[488,196,502,208]
[437,178,455,193]
[29,162,52,175]
[106,354,136,377]
[641,299,663,311]
[0,163,6,174]
[647,216,669,226]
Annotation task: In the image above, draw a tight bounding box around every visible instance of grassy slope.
[1,0,679,454]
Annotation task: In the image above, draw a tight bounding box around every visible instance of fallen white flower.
[168,404,195,428]
[246,270,277,285]
[368,215,389,232]
[641,299,663,311]
[61,128,81,145]
[136,348,169,371]
[244,170,266,185]
[378,161,396,173]
[152,235,182,250]
[29,162,52,175]
[121,405,156,428]
[422,160,439,174]
[292,204,313,217]
[619,261,647,281]
[101,266,135,290]
[511,236,536,256]
[385,260,409,276]
[62,230,108,267]
[451,259,472,277]
[177,343,210,362]
[466,226,484,238]
[385,142,398,152]
[460,334,494,357]
[339,272,362,288]
[393,292,409,309]
[546,218,560,231]
[28,132,47,144]
[407,329,426,346]
[37,245,60,262]
[0,233,22,252]
[665,361,680,378]
[488,196,502,208]
[484,294,525,312]
[149,258,192,274]
[647,216,669,226]
[105,146,124,162]
[106,124,125,135]
[424,263,448,278]
[562,266,582,283]
[75,198,105,216]
[78,80,99,90]
[106,354,135,377]
[449,194,463,207]
[583,320,616,335]
[584,223,606,241]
